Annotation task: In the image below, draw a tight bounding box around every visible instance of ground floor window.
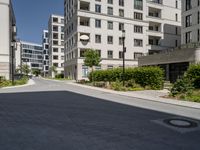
[82,65,89,78]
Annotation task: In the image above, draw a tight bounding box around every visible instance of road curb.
[68,82,200,109]
[0,79,35,89]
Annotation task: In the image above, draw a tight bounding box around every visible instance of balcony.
[148,7,161,18]
[147,0,163,5]
[79,17,90,27]
[80,1,90,11]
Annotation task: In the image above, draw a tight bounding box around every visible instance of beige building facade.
[0,0,17,80]
[64,0,181,80]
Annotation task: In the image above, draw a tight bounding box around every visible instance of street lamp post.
[122,30,126,86]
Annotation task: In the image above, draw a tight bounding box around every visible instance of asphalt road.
[0,78,199,150]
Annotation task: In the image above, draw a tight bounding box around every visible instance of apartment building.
[42,30,49,77]
[64,0,181,80]
[182,0,200,44]
[19,41,43,71]
[0,0,17,80]
[48,14,65,77]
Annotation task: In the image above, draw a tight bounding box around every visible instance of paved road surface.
[0,78,199,150]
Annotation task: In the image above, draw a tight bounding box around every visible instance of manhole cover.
[163,118,198,128]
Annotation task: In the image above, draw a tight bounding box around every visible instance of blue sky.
[13,0,64,44]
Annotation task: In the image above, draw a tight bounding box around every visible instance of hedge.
[89,67,164,90]
[185,64,200,89]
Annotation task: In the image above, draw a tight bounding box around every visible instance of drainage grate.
[163,118,198,128]
[152,117,200,133]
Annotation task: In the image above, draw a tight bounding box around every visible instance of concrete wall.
[138,48,200,66]
[182,0,200,44]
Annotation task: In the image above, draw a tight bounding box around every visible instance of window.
[107,21,113,30]
[61,48,65,53]
[175,27,178,35]
[53,63,58,67]
[95,66,101,70]
[186,15,192,27]
[53,33,58,39]
[176,0,178,8]
[175,40,178,47]
[53,55,58,60]
[186,0,192,11]
[175,13,178,21]
[61,56,64,60]
[60,34,64,40]
[82,65,89,78]
[185,31,192,43]
[119,51,123,59]
[95,19,101,28]
[53,40,58,45]
[134,0,143,10]
[119,0,124,6]
[134,52,143,60]
[134,25,143,33]
[53,25,58,32]
[198,29,200,42]
[198,11,200,24]
[107,65,113,69]
[61,19,64,24]
[119,9,124,17]
[107,50,113,59]
[134,12,143,20]
[53,17,58,22]
[95,35,101,43]
[119,37,123,45]
[107,7,113,15]
[107,36,113,44]
[95,4,101,13]
[53,48,58,52]
[96,50,101,57]
[108,0,113,4]
[134,39,143,47]
[119,23,124,31]
[80,49,86,57]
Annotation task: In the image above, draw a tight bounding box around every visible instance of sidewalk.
[68,82,200,109]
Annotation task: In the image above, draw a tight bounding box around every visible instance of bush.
[55,73,64,79]
[111,79,127,91]
[89,67,164,90]
[0,76,28,88]
[171,77,194,97]
[185,64,200,89]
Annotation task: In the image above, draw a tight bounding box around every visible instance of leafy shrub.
[111,79,127,91]
[171,77,194,97]
[89,67,164,90]
[185,64,200,89]
[55,73,64,79]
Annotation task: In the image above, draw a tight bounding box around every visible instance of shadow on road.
[0,91,199,150]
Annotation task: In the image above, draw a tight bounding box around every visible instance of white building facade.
[64,0,182,80]
[42,30,49,77]
[48,14,65,77]
[182,0,200,44]
[0,0,17,80]
[19,41,43,71]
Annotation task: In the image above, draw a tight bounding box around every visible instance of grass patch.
[169,89,200,103]
[0,77,29,88]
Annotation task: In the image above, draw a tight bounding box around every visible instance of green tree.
[84,49,101,82]
[32,69,41,76]
[21,64,31,75]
